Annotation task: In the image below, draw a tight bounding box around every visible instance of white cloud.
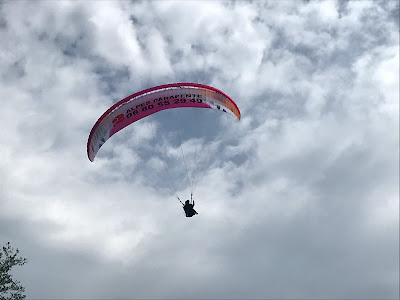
[0,0,398,299]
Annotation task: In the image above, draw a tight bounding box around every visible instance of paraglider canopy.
[87,83,241,162]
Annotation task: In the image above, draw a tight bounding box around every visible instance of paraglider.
[183,200,197,217]
[179,194,198,217]
[87,83,241,216]
[87,83,240,162]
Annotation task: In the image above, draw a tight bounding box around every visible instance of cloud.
[0,0,398,299]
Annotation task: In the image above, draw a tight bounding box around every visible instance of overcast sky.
[0,0,399,299]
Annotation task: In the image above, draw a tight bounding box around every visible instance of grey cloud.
[0,1,398,299]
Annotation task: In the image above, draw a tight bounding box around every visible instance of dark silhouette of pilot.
[183,199,198,217]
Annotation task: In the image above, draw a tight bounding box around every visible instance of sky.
[0,0,399,299]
